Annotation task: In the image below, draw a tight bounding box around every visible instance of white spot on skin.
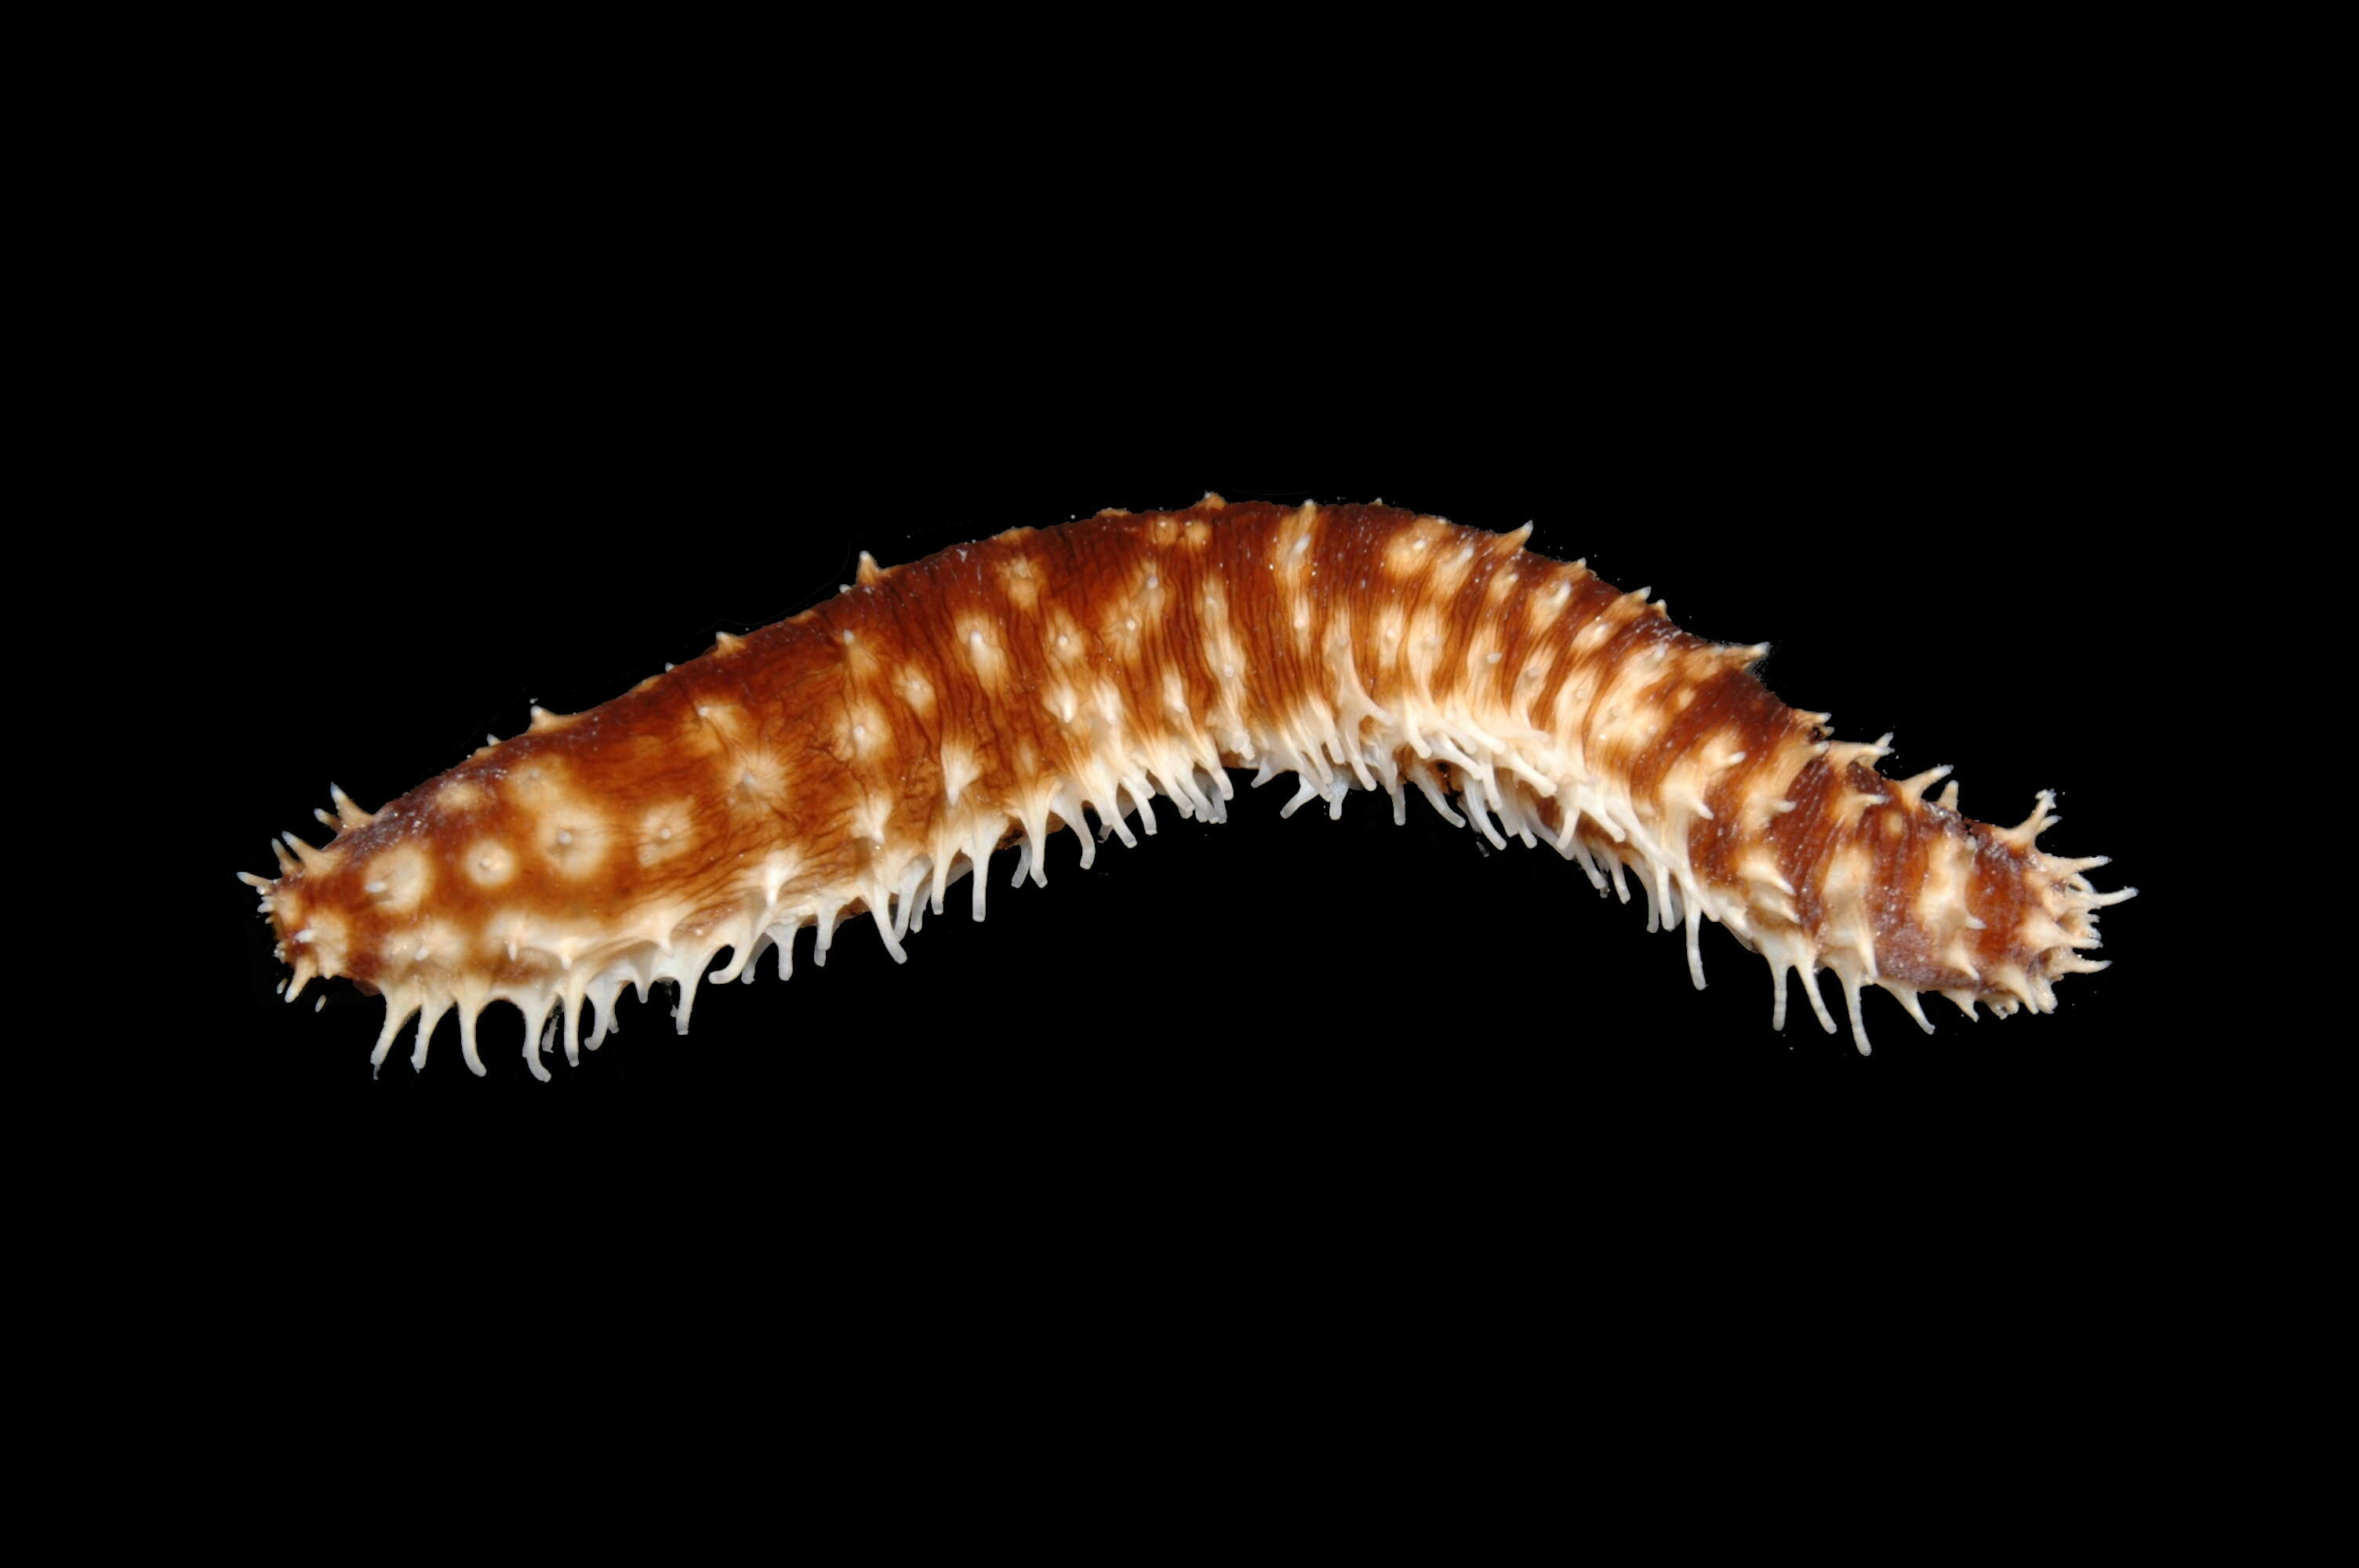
[536,804,612,877]
[638,802,695,867]
[364,846,432,913]
[998,557,1041,611]
[467,840,518,887]
[957,617,1009,689]
[941,746,981,808]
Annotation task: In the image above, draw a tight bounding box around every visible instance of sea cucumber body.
[245,497,2128,1073]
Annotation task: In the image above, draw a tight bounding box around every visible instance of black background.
[39,31,2270,1494]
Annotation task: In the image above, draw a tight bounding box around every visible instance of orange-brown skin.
[248,497,2127,1071]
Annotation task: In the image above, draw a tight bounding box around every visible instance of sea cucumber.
[241,495,2132,1076]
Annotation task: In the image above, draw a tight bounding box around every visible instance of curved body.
[242,496,2130,1074]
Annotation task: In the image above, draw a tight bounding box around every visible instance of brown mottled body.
[245,496,2128,1073]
